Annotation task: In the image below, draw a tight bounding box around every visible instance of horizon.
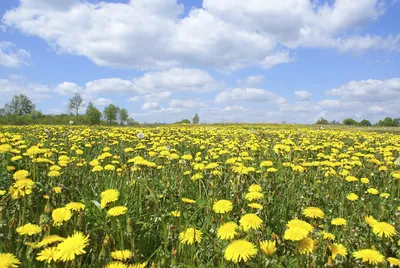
[1,0,400,124]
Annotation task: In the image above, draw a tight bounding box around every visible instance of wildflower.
[367,188,379,195]
[245,191,264,201]
[284,227,308,241]
[331,218,347,226]
[302,207,324,219]
[13,170,29,180]
[248,203,263,210]
[111,250,133,261]
[16,223,42,236]
[100,189,119,208]
[65,202,86,212]
[353,249,385,265]
[107,206,128,217]
[248,184,262,192]
[104,164,116,171]
[329,243,347,259]
[106,262,127,268]
[360,177,370,184]
[224,240,257,263]
[52,207,72,226]
[48,170,61,177]
[0,253,20,268]
[217,222,239,240]
[260,240,276,256]
[36,247,59,263]
[346,193,359,201]
[286,219,313,233]
[0,190,6,196]
[345,176,358,182]
[213,200,233,214]
[388,257,400,266]
[372,221,397,238]
[181,198,196,204]
[239,213,263,231]
[52,186,62,193]
[170,211,181,217]
[320,231,335,240]
[92,166,103,172]
[365,215,378,227]
[179,228,202,245]
[56,232,89,262]
[297,237,315,255]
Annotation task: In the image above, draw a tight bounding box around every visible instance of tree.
[4,94,36,115]
[103,104,119,125]
[378,117,395,127]
[192,113,200,124]
[68,93,84,115]
[118,108,129,125]
[174,119,191,124]
[393,118,400,127]
[360,119,372,127]
[343,118,358,126]
[315,117,329,125]
[85,102,102,125]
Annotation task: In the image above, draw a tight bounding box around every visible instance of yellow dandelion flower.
[16,223,42,236]
[346,193,359,201]
[0,253,20,268]
[36,247,59,263]
[245,191,264,201]
[367,188,379,195]
[260,240,276,256]
[100,189,119,208]
[213,200,233,214]
[331,218,347,226]
[286,219,313,233]
[65,202,86,212]
[353,249,384,265]
[111,250,133,261]
[365,215,378,227]
[13,170,29,180]
[302,207,324,219]
[320,231,335,240]
[248,203,263,210]
[48,170,61,177]
[224,239,257,263]
[372,221,397,238]
[217,222,239,240]
[56,232,89,262]
[106,262,127,268]
[388,257,400,267]
[170,210,181,217]
[37,235,65,248]
[52,186,62,194]
[52,207,72,226]
[107,206,128,217]
[248,184,262,192]
[284,227,308,241]
[297,237,315,255]
[239,213,263,231]
[181,198,196,204]
[329,243,347,259]
[179,228,202,245]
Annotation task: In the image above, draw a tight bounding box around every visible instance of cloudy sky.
[0,0,399,123]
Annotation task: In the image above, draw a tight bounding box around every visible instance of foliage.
[360,119,372,127]
[174,119,191,124]
[192,113,200,124]
[118,108,129,125]
[85,102,102,125]
[4,94,36,116]
[315,117,329,125]
[103,104,119,125]
[343,118,358,126]
[377,117,400,127]
[68,93,84,116]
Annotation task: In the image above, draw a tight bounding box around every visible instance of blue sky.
[0,0,399,123]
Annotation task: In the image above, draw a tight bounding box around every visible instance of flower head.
[302,207,324,219]
[107,206,128,217]
[260,240,276,256]
[213,200,233,214]
[217,222,239,240]
[331,218,347,226]
[111,250,133,261]
[36,247,59,263]
[0,253,20,268]
[179,228,202,245]
[372,221,397,238]
[224,240,257,263]
[100,189,119,208]
[52,207,72,226]
[239,213,263,231]
[353,249,385,265]
[329,243,347,259]
[56,232,89,262]
[297,237,315,255]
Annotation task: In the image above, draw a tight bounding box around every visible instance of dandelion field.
[1,125,400,267]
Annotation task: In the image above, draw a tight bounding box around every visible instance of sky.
[0,0,399,124]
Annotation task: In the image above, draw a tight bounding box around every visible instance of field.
[1,125,400,267]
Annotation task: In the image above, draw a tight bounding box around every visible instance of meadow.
[1,124,400,267]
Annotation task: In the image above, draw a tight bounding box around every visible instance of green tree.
[4,94,36,115]
[103,104,119,125]
[192,113,200,124]
[68,93,84,115]
[174,119,190,124]
[315,117,329,125]
[85,102,102,125]
[343,118,358,126]
[118,108,129,125]
[378,117,395,127]
[359,119,372,126]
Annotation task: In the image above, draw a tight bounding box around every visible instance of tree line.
[315,117,400,127]
[0,94,201,126]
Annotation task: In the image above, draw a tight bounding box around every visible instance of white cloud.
[54,82,82,96]
[238,75,264,86]
[318,99,341,109]
[93,97,113,107]
[86,78,137,94]
[327,78,400,102]
[169,99,206,109]
[141,101,161,110]
[216,88,286,103]
[0,76,51,105]
[224,105,246,112]
[368,105,386,113]
[5,0,394,71]
[294,90,312,101]
[0,41,30,68]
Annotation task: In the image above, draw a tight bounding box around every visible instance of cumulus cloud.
[215,88,286,103]
[238,75,264,86]
[142,101,161,111]
[4,0,395,71]
[0,41,30,68]
[93,97,113,107]
[168,99,206,109]
[295,90,312,101]
[318,99,341,109]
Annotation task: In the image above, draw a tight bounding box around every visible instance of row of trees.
[316,117,400,127]
[0,94,201,126]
